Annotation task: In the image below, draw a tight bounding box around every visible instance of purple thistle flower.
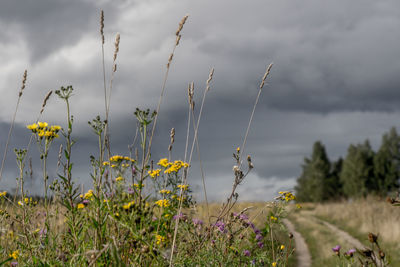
[332,245,341,256]
[233,212,238,218]
[11,262,18,266]
[82,199,90,205]
[256,234,263,241]
[253,228,261,235]
[239,214,249,221]
[215,221,226,233]
[243,250,251,257]
[346,248,356,257]
[192,218,203,226]
[257,241,264,248]
[127,187,134,194]
[173,212,185,220]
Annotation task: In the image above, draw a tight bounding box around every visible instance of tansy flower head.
[0,191,6,197]
[159,189,171,194]
[157,158,170,168]
[148,169,161,178]
[155,234,166,245]
[38,121,48,128]
[77,203,85,209]
[116,176,124,182]
[9,250,19,259]
[155,199,170,207]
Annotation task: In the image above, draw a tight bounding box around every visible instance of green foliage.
[340,140,375,198]
[295,141,331,202]
[296,127,400,201]
[373,127,400,195]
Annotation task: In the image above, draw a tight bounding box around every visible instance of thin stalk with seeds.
[169,68,214,265]
[0,70,27,183]
[217,63,273,221]
[145,15,188,168]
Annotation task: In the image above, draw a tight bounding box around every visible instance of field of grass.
[288,198,399,266]
[0,10,297,266]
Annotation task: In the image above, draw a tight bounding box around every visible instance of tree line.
[295,127,400,202]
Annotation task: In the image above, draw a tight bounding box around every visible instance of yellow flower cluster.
[278,191,296,202]
[77,203,85,209]
[270,216,278,221]
[103,155,135,166]
[148,169,161,178]
[80,189,93,199]
[164,160,189,174]
[155,199,170,207]
[18,197,37,206]
[9,250,19,259]
[177,184,188,190]
[123,200,135,210]
[27,122,61,140]
[159,189,171,194]
[157,158,169,168]
[0,191,6,197]
[155,234,166,245]
[116,176,124,182]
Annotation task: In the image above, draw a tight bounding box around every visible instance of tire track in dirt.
[282,219,311,267]
[318,219,365,250]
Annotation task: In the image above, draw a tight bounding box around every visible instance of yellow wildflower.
[27,123,38,131]
[0,191,6,197]
[38,121,48,128]
[157,158,170,168]
[280,245,285,250]
[9,250,19,259]
[159,189,171,194]
[177,184,188,190]
[115,212,120,218]
[122,201,135,210]
[84,189,93,199]
[148,169,161,178]
[155,234,166,245]
[103,161,109,166]
[77,203,85,209]
[155,199,170,207]
[18,201,23,206]
[272,262,277,267]
[116,176,124,182]
[270,216,278,221]
[236,147,240,153]
[38,130,45,138]
[24,197,29,204]
[296,204,302,209]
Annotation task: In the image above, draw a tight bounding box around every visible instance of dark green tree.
[374,127,400,195]
[340,140,375,198]
[295,141,331,202]
[325,157,343,199]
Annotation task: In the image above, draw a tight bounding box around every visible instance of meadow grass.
[0,11,297,266]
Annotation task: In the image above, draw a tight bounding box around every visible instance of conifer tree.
[374,127,400,195]
[340,140,375,198]
[295,141,331,202]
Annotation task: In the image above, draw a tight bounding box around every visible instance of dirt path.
[319,219,365,250]
[282,219,312,267]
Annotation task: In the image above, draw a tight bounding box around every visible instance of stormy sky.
[1,0,400,201]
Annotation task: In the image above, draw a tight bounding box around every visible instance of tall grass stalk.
[0,70,27,183]
[169,68,214,265]
[145,15,188,169]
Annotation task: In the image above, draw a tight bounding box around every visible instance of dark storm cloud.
[1,0,400,200]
